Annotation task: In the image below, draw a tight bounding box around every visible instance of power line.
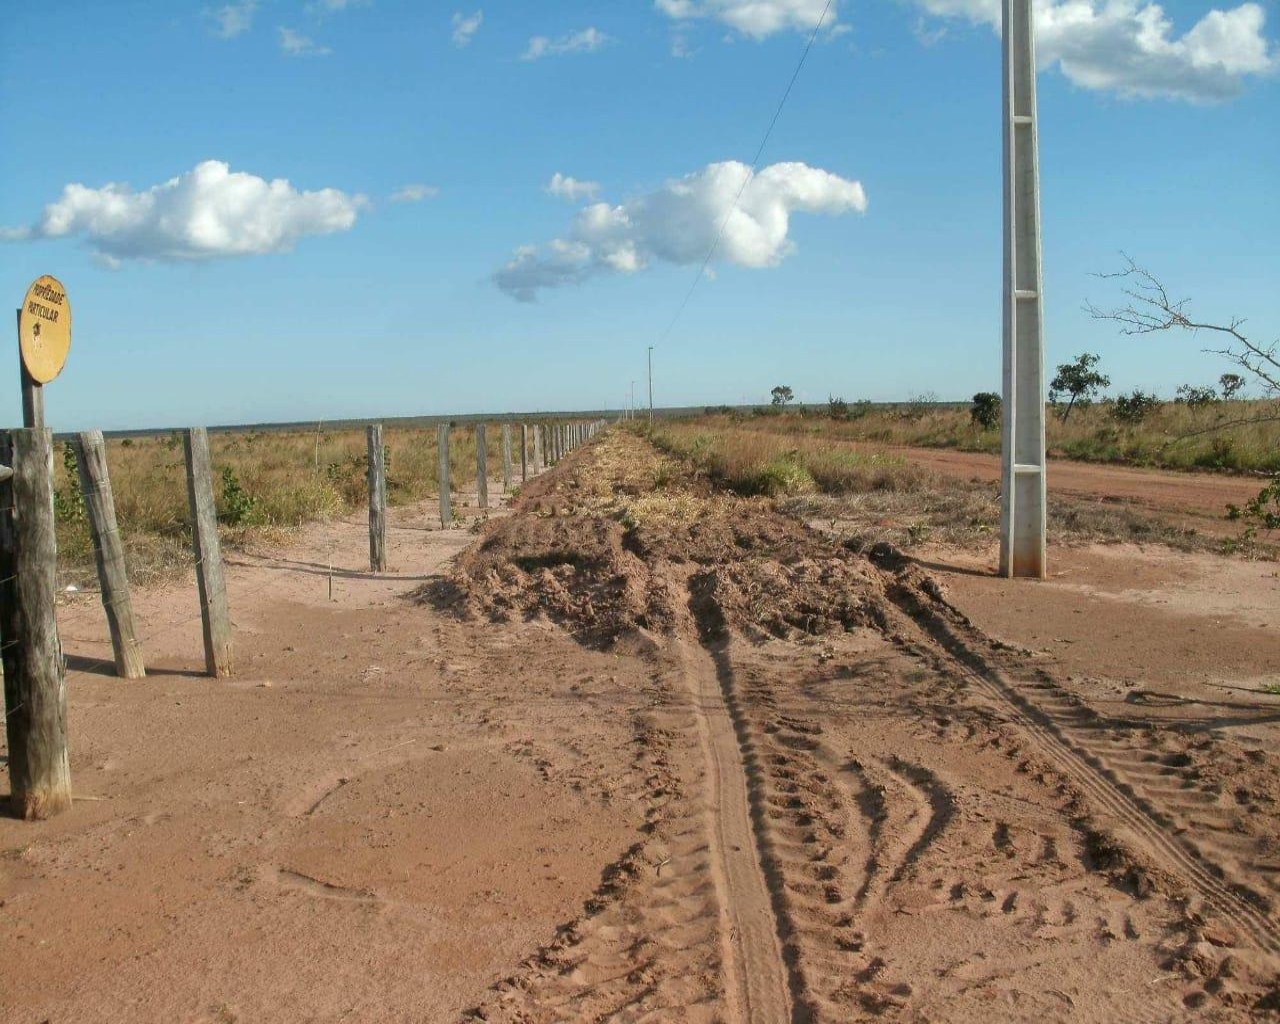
[657,0,835,346]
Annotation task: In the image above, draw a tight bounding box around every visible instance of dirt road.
[893,445,1263,537]
[3,433,1278,1022]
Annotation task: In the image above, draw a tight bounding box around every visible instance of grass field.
[716,399,1280,474]
[642,418,1271,556]
[52,423,513,586]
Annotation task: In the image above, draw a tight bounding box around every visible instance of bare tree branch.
[1087,255,1279,396]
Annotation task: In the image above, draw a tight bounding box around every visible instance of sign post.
[3,275,73,817]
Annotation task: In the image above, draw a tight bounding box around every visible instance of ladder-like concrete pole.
[1000,0,1047,579]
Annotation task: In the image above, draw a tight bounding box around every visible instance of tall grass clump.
[647,422,926,497]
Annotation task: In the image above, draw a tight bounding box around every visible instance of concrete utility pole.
[1000,0,1047,579]
[647,347,654,425]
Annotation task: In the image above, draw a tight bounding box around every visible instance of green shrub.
[970,392,1001,430]
[218,465,258,526]
[53,443,84,524]
[1112,389,1160,424]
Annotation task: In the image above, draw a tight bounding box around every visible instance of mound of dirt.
[432,440,915,646]
[423,513,666,644]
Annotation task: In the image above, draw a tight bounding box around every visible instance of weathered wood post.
[182,428,233,677]
[520,423,529,482]
[501,423,513,492]
[534,424,544,471]
[366,424,387,572]
[74,431,145,678]
[438,422,452,527]
[475,423,489,510]
[0,428,72,818]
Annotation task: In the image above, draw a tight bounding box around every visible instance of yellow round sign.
[19,275,72,384]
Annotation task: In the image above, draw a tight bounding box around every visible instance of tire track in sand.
[875,563,1280,958]
[681,581,795,1024]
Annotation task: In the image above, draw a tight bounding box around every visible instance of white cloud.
[207,1,258,38]
[522,27,611,60]
[452,10,483,47]
[655,0,842,39]
[671,31,697,57]
[279,27,332,56]
[912,0,1276,101]
[1,160,366,264]
[390,183,439,202]
[546,173,601,202]
[495,160,866,301]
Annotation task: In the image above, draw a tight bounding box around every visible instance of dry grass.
[51,423,522,586]
[709,399,1280,474]
[647,421,928,497]
[642,419,1249,556]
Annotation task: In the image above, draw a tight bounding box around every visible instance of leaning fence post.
[74,431,145,679]
[366,424,387,572]
[182,428,232,678]
[438,422,452,527]
[0,428,72,818]
[501,423,513,492]
[475,423,489,510]
[520,423,529,482]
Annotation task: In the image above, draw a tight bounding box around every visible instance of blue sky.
[1,0,1276,430]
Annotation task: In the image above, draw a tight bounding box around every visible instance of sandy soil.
[892,445,1265,539]
[3,435,1278,1023]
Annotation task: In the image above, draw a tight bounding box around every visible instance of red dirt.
[3,436,1279,1023]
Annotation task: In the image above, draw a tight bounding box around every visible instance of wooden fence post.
[182,428,232,678]
[0,428,72,818]
[366,424,387,572]
[501,423,512,492]
[74,431,145,678]
[533,424,544,472]
[438,422,452,527]
[475,423,489,510]
[520,423,529,482]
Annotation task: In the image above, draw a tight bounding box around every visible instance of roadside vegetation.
[637,419,1258,557]
[51,423,508,586]
[691,397,1280,474]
